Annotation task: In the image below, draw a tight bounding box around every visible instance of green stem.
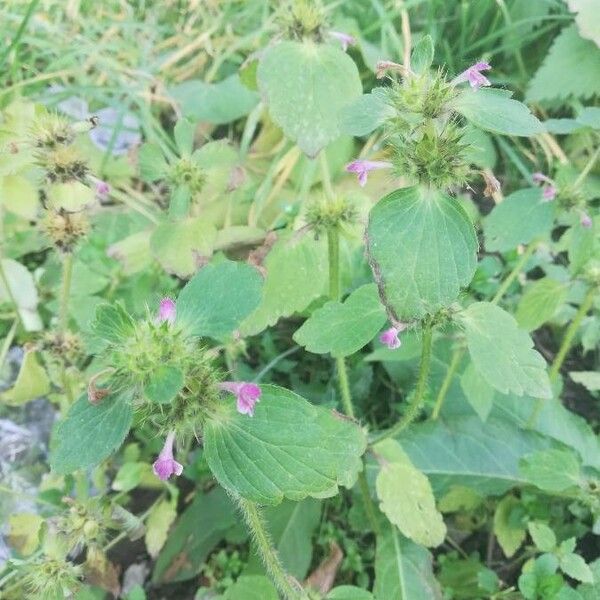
[431,346,464,420]
[492,242,537,305]
[371,320,434,444]
[528,285,596,427]
[238,498,305,600]
[574,143,600,189]
[327,226,340,301]
[336,356,355,419]
[358,468,381,535]
[59,252,73,334]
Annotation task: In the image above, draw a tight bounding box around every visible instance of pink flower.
[152,432,183,481]
[345,160,393,187]
[95,180,110,199]
[379,323,408,350]
[328,31,355,52]
[157,298,176,325]
[532,172,557,201]
[219,381,261,416]
[453,61,492,89]
[580,211,592,228]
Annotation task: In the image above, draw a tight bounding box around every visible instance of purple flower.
[328,31,356,52]
[157,298,176,325]
[580,211,592,228]
[345,160,393,187]
[542,185,557,201]
[532,172,557,201]
[153,432,183,481]
[453,61,492,89]
[379,323,408,350]
[95,180,110,200]
[219,381,261,416]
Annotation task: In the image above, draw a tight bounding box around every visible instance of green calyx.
[305,195,357,237]
[167,157,206,193]
[280,0,327,42]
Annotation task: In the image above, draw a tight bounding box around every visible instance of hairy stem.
[327,226,340,301]
[371,320,434,444]
[528,285,596,427]
[574,143,600,189]
[431,346,464,420]
[238,498,305,600]
[59,252,73,334]
[336,356,355,419]
[492,242,537,305]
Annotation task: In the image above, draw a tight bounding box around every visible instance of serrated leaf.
[366,186,477,320]
[528,521,556,552]
[339,88,394,136]
[560,553,594,584]
[460,302,552,398]
[454,88,543,136]
[2,350,50,406]
[293,284,386,357]
[50,393,133,475]
[374,439,446,547]
[519,448,581,492]
[144,366,184,404]
[145,497,177,558]
[460,361,495,421]
[484,188,554,252]
[493,495,526,558]
[516,279,567,331]
[241,233,328,336]
[374,528,442,600]
[150,217,217,279]
[203,385,366,505]
[257,40,362,156]
[527,25,600,102]
[176,259,263,340]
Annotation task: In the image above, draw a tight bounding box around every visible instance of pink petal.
[158,298,176,325]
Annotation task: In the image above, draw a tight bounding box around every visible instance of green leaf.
[461,125,497,169]
[0,258,42,331]
[519,448,581,492]
[528,522,556,552]
[0,175,38,220]
[173,118,194,156]
[138,143,168,182]
[493,495,526,558]
[2,350,50,406]
[527,25,600,103]
[339,88,394,136]
[326,586,374,600]
[241,233,328,336]
[560,553,594,584]
[460,361,495,421]
[568,0,600,46]
[366,186,477,320]
[50,393,133,475]
[374,439,446,547]
[411,35,434,74]
[577,106,600,129]
[176,259,263,340]
[484,188,554,252]
[203,384,366,505]
[570,371,600,392]
[170,75,259,125]
[92,303,135,344]
[223,575,278,600]
[145,496,178,558]
[516,279,567,331]
[46,181,96,213]
[454,88,543,136]
[153,487,237,583]
[144,366,184,404]
[397,415,553,495]
[7,513,43,556]
[460,302,552,398]
[374,528,442,600]
[150,217,217,279]
[257,40,362,157]
[293,284,386,357]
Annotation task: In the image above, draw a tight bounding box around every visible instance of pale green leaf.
[145,497,178,558]
[493,496,526,558]
[138,143,168,182]
[293,284,386,357]
[50,393,133,475]
[0,258,42,331]
[0,175,38,220]
[454,88,543,136]
[340,88,394,136]
[2,350,50,406]
[560,553,594,584]
[516,279,567,331]
[241,233,328,336]
[258,40,362,156]
[460,361,495,421]
[528,522,556,552]
[374,439,446,547]
[567,1,600,47]
[173,118,194,156]
[460,302,552,398]
[92,303,135,345]
[7,513,43,556]
[223,575,278,600]
[570,371,600,392]
[374,528,442,600]
[176,259,263,339]
[527,25,600,102]
[203,384,366,505]
[484,188,554,252]
[150,217,216,279]
[519,448,581,492]
[366,186,477,320]
[46,181,96,213]
[411,35,434,74]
